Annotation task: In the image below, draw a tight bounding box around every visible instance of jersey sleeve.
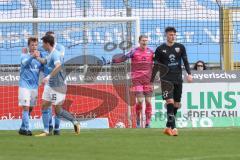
[21,54,34,67]
[153,47,163,64]
[151,47,162,82]
[52,52,61,66]
[181,45,191,75]
[58,44,65,56]
[112,48,135,63]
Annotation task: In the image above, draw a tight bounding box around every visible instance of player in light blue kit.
[34,35,80,136]
[21,32,65,135]
[18,37,42,136]
[40,31,65,135]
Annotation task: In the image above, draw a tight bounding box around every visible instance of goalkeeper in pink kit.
[113,35,154,128]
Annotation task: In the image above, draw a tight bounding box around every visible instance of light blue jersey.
[39,43,65,77]
[55,43,65,57]
[45,49,65,87]
[19,53,42,89]
[39,43,65,55]
[40,51,49,77]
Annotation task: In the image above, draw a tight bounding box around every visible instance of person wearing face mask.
[193,60,207,71]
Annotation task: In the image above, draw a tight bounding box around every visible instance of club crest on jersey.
[175,47,180,53]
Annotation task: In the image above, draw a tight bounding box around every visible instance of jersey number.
[52,94,57,101]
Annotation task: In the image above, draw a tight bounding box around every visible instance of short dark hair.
[41,35,55,47]
[165,26,177,33]
[138,35,148,41]
[193,60,207,70]
[45,31,55,36]
[28,37,38,46]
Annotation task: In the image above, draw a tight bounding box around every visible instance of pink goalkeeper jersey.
[125,47,154,82]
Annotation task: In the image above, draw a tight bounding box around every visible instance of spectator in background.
[193,60,207,71]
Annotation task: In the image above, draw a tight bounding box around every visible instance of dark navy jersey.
[152,42,191,83]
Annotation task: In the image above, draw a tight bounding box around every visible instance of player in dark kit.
[151,26,192,136]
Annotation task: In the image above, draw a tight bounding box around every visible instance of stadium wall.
[0,70,240,129]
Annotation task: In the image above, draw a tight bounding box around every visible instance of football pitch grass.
[0,128,240,160]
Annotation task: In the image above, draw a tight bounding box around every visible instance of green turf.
[0,128,240,160]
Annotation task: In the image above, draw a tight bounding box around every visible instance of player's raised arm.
[34,53,47,65]
[21,54,34,67]
[112,49,134,63]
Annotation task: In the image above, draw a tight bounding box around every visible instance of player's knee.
[54,106,62,115]
[55,111,60,116]
[166,99,174,104]
[42,100,51,109]
[42,104,50,110]
[22,106,29,111]
[136,99,144,105]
